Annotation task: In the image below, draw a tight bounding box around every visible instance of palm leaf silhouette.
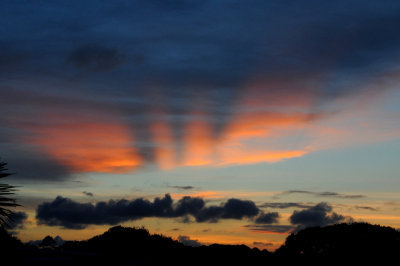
[0,161,19,228]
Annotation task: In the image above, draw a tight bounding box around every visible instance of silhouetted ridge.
[60,225,185,264]
[86,225,183,251]
[60,225,269,265]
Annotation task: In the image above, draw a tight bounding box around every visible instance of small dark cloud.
[258,202,312,209]
[354,206,377,211]
[195,198,259,222]
[244,225,294,234]
[174,196,205,216]
[277,190,365,199]
[254,212,279,224]
[36,194,262,229]
[289,202,353,231]
[9,211,28,230]
[318,192,365,199]
[168,185,195,190]
[82,191,94,197]
[68,44,124,72]
[221,199,260,219]
[177,235,202,247]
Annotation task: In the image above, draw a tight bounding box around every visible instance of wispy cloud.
[275,190,365,199]
[82,191,94,197]
[244,225,294,234]
[258,202,313,209]
[168,186,196,190]
[354,206,378,211]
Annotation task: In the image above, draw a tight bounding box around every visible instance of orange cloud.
[19,76,393,173]
[182,114,215,167]
[223,111,321,142]
[150,119,176,170]
[21,115,141,173]
[170,191,225,200]
[149,110,313,168]
[216,149,308,165]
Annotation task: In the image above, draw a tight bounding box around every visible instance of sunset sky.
[1,0,400,250]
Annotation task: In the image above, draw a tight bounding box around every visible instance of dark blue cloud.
[289,202,352,230]
[9,211,28,230]
[255,212,279,224]
[36,194,263,229]
[195,198,260,222]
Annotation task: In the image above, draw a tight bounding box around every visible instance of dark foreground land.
[2,222,400,265]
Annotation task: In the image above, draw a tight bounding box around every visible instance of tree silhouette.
[275,222,400,261]
[0,160,19,228]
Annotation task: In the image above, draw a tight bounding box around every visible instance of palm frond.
[0,160,19,228]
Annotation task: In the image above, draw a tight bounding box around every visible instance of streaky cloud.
[258,202,313,209]
[244,225,294,234]
[276,190,365,199]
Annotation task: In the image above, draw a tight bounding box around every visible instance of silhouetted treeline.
[275,222,400,263]
[2,223,400,265]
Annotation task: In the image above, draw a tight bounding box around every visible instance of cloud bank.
[36,194,271,229]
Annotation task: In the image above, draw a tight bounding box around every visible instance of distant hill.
[2,222,400,265]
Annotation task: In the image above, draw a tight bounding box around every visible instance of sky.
[1,0,399,250]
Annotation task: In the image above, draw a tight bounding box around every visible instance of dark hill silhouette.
[61,225,270,265]
[61,226,186,264]
[276,222,400,262]
[3,222,400,265]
